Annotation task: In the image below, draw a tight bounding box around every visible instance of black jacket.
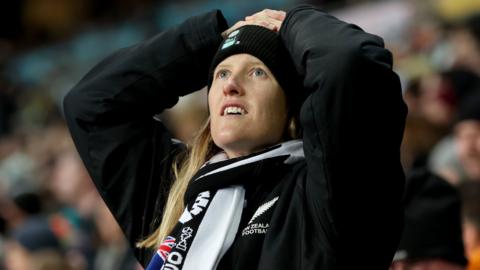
[64,5,407,269]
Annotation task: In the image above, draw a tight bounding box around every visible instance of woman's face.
[455,120,480,180]
[209,54,288,158]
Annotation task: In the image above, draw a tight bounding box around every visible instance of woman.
[64,5,407,270]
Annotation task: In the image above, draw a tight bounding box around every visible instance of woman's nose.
[222,76,244,96]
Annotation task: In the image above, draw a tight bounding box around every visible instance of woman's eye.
[216,70,230,80]
[252,68,266,77]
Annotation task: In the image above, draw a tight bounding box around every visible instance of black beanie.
[208,25,302,108]
[393,168,467,266]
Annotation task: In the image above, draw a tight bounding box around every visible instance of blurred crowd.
[1,0,480,270]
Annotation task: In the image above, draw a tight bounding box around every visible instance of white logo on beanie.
[393,250,408,261]
[222,29,241,49]
[228,29,240,38]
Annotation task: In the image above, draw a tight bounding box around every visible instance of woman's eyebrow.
[248,61,264,66]
[215,63,232,70]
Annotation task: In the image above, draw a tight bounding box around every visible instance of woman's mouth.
[221,104,248,116]
[224,106,246,115]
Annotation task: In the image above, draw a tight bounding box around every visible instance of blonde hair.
[137,112,300,249]
[137,119,219,248]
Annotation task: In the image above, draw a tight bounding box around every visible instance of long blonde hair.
[137,110,300,249]
[136,119,219,248]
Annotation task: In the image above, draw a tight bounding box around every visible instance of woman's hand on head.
[222,9,286,38]
[245,9,286,31]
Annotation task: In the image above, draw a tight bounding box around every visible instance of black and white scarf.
[146,139,304,270]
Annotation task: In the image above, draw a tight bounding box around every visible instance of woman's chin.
[214,137,253,158]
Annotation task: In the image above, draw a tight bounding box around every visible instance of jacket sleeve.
[63,10,227,264]
[280,5,407,267]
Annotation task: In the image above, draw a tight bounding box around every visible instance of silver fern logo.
[242,196,279,237]
[248,196,279,224]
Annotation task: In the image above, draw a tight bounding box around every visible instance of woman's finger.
[244,17,282,31]
[246,10,284,27]
[222,21,247,38]
[223,11,284,39]
[247,9,286,21]
[264,9,286,20]
[256,21,276,31]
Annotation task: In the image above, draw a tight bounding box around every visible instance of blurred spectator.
[449,14,480,75]
[0,132,37,197]
[459,181,480,270]
[426,69,480,184]
[47,145,140,270]
[0,192,42,232]
[454,91,480,182]
[50,150,98,217]
[391,169,467,270]
[402,75,454,169]
[402,68,480,182]
[443,69,480,100]
[47,149,102,270]
[427,135,467,185]
[93,203,140,270]
[3,216,73,270]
